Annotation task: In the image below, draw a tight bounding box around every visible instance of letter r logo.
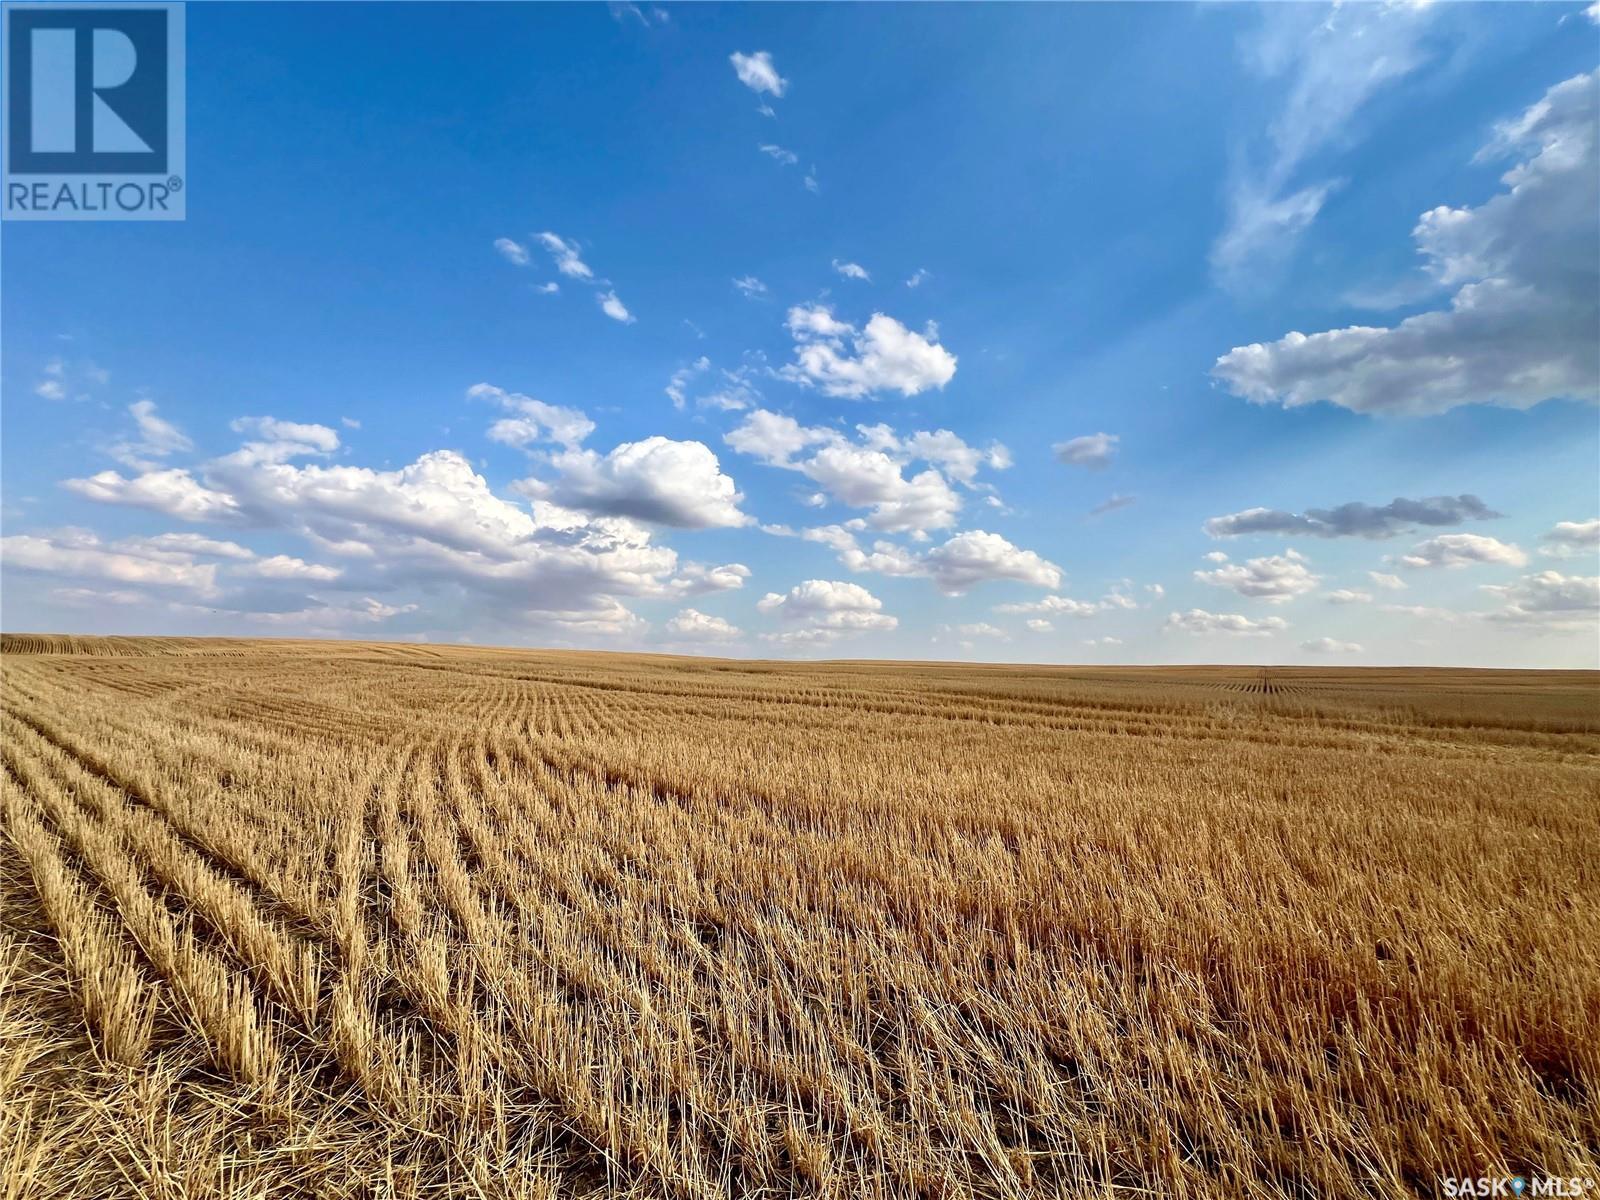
[7,7,168,173]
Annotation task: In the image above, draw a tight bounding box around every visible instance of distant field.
[1,635,1596,1198]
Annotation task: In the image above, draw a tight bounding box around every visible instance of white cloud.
[758,579,896,643]
[1368,570,1407,591]
[805,527,1060,597]
[127,532,254,560]
[227,416,341,465]
[1480,570,1599,628]
[1396,533,1528,569]
[109,400,193,470]
[65,468,242,523]
[535,282,560,295]
[1212,3,1435,289]
[1325,589,1372,605]
[665,357,711,410]
[1214,70,1600,415]
[994,594,1105,619]
[724,409,840,467]
[494,237,530,266]
[832,259,871,281]
[469,383,594,449]
[732,275,767,297]
[730,51,787,98]
[240,554,342,582]
[799,445,961,534]
[781,306,957,399]
[922,530,1061,595]
[598,290,635,324]
[759,144,799,166]
[535,232,593,280]
[665,608,741,642]
[1,529,219,595]
[905,268,931,289]
[1053,433,1117,470]
[726,411,1008,537]
[1165,609,1288,637]
[898,429,1010,486]
[538,437,750,529]
[669,561,750,595]
[1083,636,1123,648]
[1301,637,1362,654]
[1026,619,1053,633]
[47,418,739,642]
[1540,518,1600,559]
[1194,549,1320,602]
[936,622,1009,643]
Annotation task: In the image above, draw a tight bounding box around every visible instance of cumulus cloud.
[598,290,635,324]
[226,417,341,466]
[1325,589,1372,605]
[1194,549,1319,602]
[1540,518,1600,559]
[832,259,870,281]
[1,529,220,595]
[922,531,1061,595]
[1165,609,1288,637]
[1368,571,1407,591]
[726,411,1006,537]
[470,383,595,450]
[65,467,242,523]
[1204,494,1500,539]
[669,561,750,596]
[1396,534,1527,569]
[994,594,1107,619]
[45,414,774,643]
[730,50,787,98]
[239,554,342,582]
[757,579,896,643]
[1026,619,1053,633]
[537,437,750,529]
[780,305,957,399]
[803,527,1061,597]
[1053,433,1117,470]
[664,608,741,642]
[798,445,960,534]
[1301,637,1362,654]
[905,268,931,289]
[759,144,799,166]
[1480,571,1599,629]
[724,409,839,467]
[1214,70,1600,415]
[127,532,254,560]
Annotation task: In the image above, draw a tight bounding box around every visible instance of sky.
[2,2,1597,667]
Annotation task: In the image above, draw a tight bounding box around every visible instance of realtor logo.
[3,2,185,219]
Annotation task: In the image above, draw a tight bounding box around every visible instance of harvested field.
[0,634,1596,1198]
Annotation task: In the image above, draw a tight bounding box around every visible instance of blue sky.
[3,2,1597,665]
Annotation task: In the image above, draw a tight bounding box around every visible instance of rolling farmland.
[0,635,1596,1199]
